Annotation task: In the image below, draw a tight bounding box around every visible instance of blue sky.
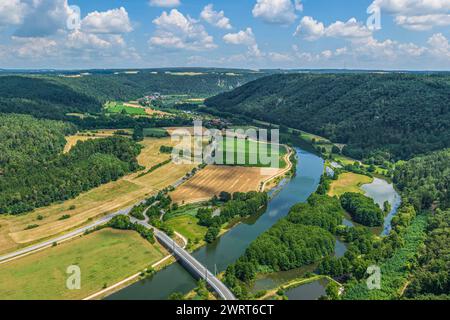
[0,0,449,70]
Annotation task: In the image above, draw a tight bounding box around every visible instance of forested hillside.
[205,73,450,161]
[0,114,76,171]
[0,71,265,120]
[0,134,142,214]
[394,149,450,210]
[405,209,450,300]
[0,76,102,119]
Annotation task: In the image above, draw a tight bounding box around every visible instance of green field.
[143,127,169,138]
[0,229,166,300]
[104,101,147,115]
[164,204,208,244]
[166,215,207,244]
[328,172,373,197]
[216,137,287,168]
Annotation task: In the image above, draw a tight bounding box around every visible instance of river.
[361,177,402,236]
[107,147,324,300]
[280,176,401,300]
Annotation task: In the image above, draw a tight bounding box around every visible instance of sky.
[0,0,449,70]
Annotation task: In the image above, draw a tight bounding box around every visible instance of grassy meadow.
[104,101,147,115]
[328,172,373,197]
[0,229,167,300]
[164,205,208,245]
[216,137,287,168]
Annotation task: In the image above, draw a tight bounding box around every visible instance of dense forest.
[0,71,265,120]
[224,194,343,292]
[340,193,384,227]
[404,209,450,299]
[0,135,141,214]
[205,73,450,161]
[394,149,450,210]
[342,149,450,300]
[0,76,102,120]
[0,114,76,171]
[392,150,450,299]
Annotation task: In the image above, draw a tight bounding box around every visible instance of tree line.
[197,191,268,243]
[0,136,142,214]
[223,194,343,297]
[340,192,384,227]
[206,73,450,162]
[394,148,450,210]
[0,113,76,172]
[0,71,265,121]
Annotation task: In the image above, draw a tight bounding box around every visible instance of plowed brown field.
[171,165,280,204]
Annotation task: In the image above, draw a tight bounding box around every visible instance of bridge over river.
[132,218,235,300]
[0,206,235,300]
[154,229,236,300]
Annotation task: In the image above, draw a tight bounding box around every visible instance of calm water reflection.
[107,148,324,300]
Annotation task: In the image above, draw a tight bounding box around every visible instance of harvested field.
[171,165,280,204]
[0,136,195,255]
[63,135,99,153]
[123,103,169,117]
[63,129,126,153]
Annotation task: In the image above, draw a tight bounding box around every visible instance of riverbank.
[88,146,294,300]
[258,275,342,300]
[106,148,324,300]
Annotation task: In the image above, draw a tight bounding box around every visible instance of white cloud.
[150,9,216,50]
[371,0,450,30]
[223,28,255,45]
[325,18,373,39]
[81,7,133,34]
[0,2,138,65]
[0,0,27,26]
[223,28,262,57]
[67,31,125,50]
[268,52,293,62]
[14,0,73,37]
[295,17,372,41]
[252,0,302,25]
[149,0,181,8]
[293,15,430,63]
[200,4,232,29]
[394,14,450,30]
[292,45,350,63]
[294,0,304,11]
[428,33,450,57]
[371,0,450,14]
[11,36,58,59]
[294,16,325,40]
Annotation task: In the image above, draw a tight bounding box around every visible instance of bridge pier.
[155,231,236,300]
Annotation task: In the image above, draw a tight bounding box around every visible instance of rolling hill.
[205,73,450,161]
[0,70,266,120]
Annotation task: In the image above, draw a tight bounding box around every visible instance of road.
[0,173,193,264]
[156,230,236,300]
[0,208,131,264]
[130,218,235,300]
[0,200,236,300]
